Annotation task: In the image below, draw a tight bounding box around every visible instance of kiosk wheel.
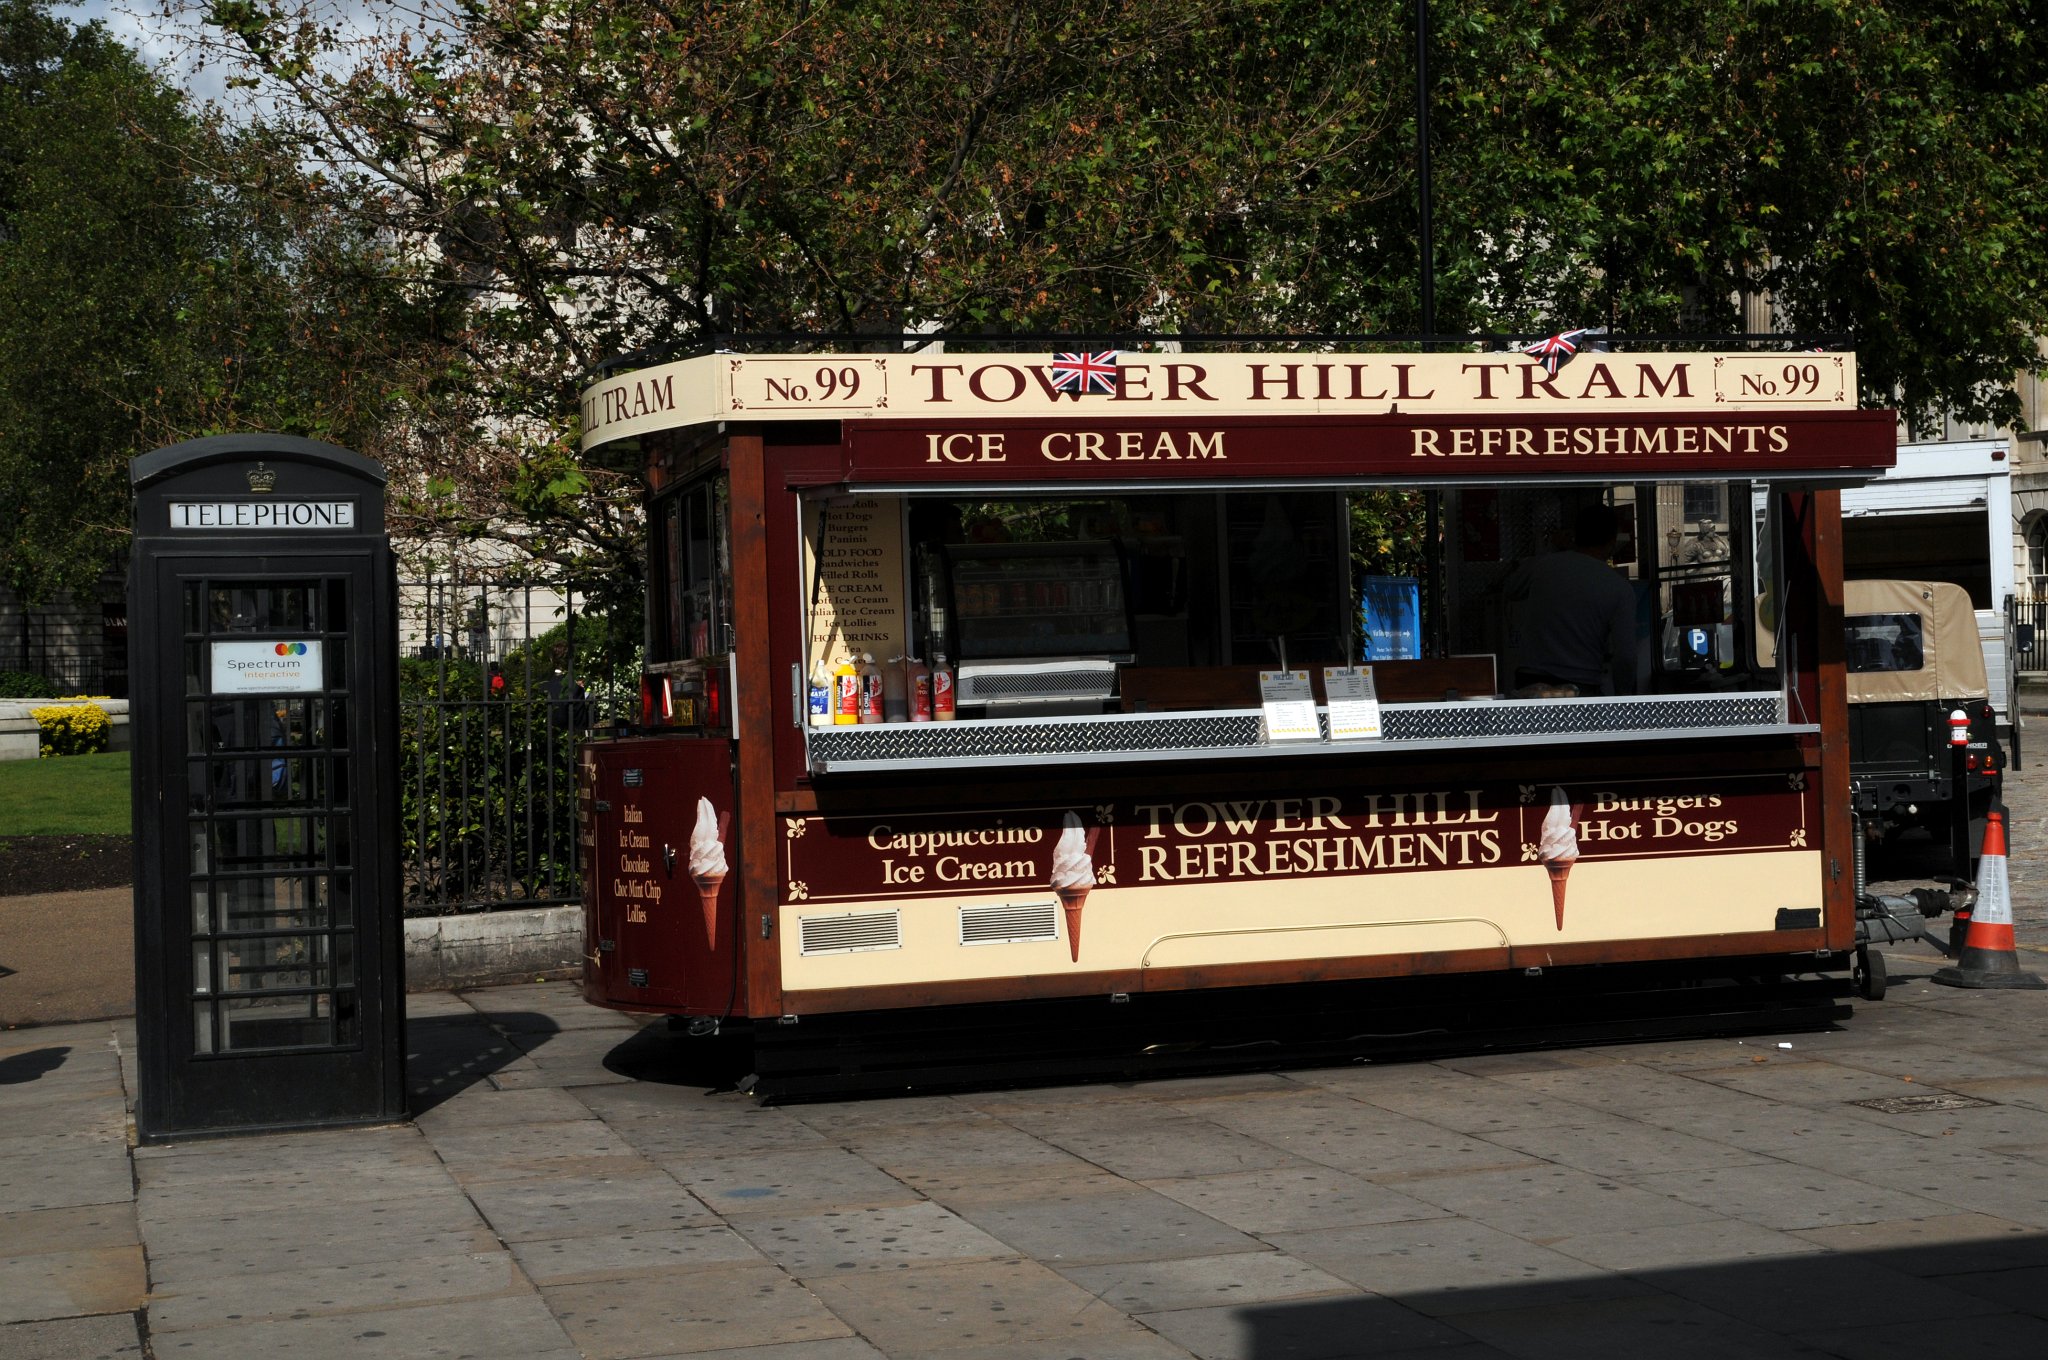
[1854,946,1887,1001]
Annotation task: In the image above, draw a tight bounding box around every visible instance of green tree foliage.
[196,0,2047,578]
[0,0,452,603]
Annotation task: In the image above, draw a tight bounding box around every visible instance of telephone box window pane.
[216,934,330,993]
[197,757,329,809]
[334,933,356,985]
[208,584,321,632]
[193,1003,216,1054]
[333,991,357,1045]
[183,584,203,634]
[197,817,327,870]
[210,874,329,933]
[326,579,347,630]
[191,886,212,934]
[221,994,331,1051]
[323,638,348,691]
[184,642,204,696]
[192,943,214,995]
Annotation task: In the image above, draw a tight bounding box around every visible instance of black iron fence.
[398,577,635,915]
[2011,595,2048,674]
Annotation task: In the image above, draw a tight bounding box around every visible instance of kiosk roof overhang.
[580,350,1895,486]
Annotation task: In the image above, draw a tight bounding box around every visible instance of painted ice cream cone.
[688,799,729,947]
[1538,787,1580,933]
[1545,859,1575,932]
[1056,884,1092,962]
[1050,813,1099,963]
[691,870,727,942]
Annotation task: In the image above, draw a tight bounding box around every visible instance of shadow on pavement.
[1236,1233,2048,1357]
[0,1045,70,1084]
[602,1020,753,1092]
[406,1012,557,1114]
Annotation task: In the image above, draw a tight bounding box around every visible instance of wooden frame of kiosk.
[574,349,1893,1025]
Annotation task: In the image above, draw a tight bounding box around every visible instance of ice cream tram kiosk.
[574,348,1895,1058]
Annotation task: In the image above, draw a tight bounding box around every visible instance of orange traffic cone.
[1933,810,2045,990]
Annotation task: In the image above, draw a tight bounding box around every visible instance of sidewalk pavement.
[9,963,2048,1360]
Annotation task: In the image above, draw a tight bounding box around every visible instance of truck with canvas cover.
[1846,578,2003,880]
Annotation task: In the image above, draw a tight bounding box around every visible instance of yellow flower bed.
[32,703,112,758]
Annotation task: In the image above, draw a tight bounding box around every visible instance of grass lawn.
[0,750,132,836]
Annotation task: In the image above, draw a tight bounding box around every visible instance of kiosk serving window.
[799,478,1795,773]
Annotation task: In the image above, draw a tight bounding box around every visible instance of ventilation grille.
[798,910,901,956]
[959,900,1062,946]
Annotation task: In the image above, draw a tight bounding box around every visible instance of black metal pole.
[1416,0,1435,342]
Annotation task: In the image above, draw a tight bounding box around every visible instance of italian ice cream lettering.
[689,797,730,946]
[1049,811,1100,962]
[1539,787,1581,930]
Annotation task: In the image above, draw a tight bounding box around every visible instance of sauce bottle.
[857,652,884,723]
[832,657,860,725]
[932,653,956,721]
[807,661,832,727]
[883,656,909,722]
[907,656,933,721]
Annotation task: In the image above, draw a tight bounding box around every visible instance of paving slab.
[661,1146,923,1216]
[1476,1112,1784,1179]
[1544,1216,1827,1272]
[0,1244,145,1325]
[543,1262,853,1359]
[1137,1291,1473,1360]
[631,1342,886,1360]
[1450,1291,1832,1360]
[1138,1165,1451,1234]
[1628,1160,1963,1231]
[142,1291,580,1360]
[0,1203,137,1257]
[1056,1250,1354,1313]
[0,1148,133,1214]
[1005,1110,1314,1181]
[139,1193,495,1276]
[801,1257,1136,1355]
[146,1250,531,1333]
[1391,1161,1726,1239]
[730,1202,1014,1277]
[1265,1217,1648,1317]
[1791,1310,2048,1360]
[509,1223,767,1285]
[947,1182,1264,1266]
[0,1313,145,1359]
[1788,1211,2045,1275]
[462,1168,721,1242]
[1636,1248,2008,1332]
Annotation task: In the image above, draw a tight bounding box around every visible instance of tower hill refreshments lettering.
[782,778,1809,902]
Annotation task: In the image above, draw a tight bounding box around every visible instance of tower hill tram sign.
[572,348,1895,1058]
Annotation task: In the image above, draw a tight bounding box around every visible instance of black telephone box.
[129,435,404,1140]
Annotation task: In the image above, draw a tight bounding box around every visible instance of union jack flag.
[1049,351,1121,395]
[1519,327,1609,377]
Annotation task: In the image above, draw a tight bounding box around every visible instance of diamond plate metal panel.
[1381,695,1781,742]
[806,695,1787,770]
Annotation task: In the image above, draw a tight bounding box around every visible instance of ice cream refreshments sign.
[780,773,1817,982]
